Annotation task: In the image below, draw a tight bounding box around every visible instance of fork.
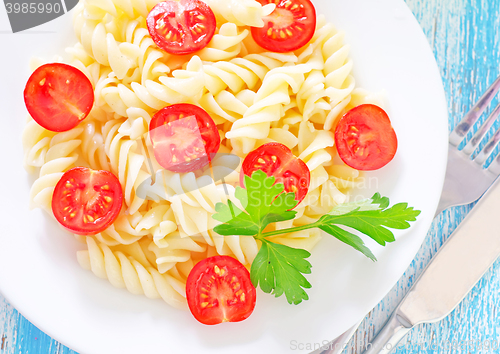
[436,74,500,215]
[314,75,500,354]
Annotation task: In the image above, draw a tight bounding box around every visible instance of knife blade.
[363,175,500,354]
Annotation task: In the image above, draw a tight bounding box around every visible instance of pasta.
[203,0,276,28]
[23,0,378,309]
[25,123,83,212]
[77,237,187,309]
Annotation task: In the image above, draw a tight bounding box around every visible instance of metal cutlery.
[360,76,500,353]
[315,75,500,354]
[436,75,500,215]
[363,176,500,353]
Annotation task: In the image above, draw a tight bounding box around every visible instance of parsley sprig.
[212,170,420,304]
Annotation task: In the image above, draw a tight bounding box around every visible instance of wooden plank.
[0,295,77,354]
[347,0,500,352]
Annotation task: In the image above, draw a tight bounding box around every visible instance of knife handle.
[363,313,411,354]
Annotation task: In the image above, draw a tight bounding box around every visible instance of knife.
[361,176,500,354]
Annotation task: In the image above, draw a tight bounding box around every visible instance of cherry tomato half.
[241,142,310,204]
[334,104,398,171]
[52,167,123,235]
[186,256,257,325]
[251,0,316,53]
[147,0,216,55]
[24,63,94,132]
[149,104,220,173]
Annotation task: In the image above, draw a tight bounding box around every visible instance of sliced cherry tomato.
[24,63,94,132]
[334,104,398,171]
[149,103,220,173]
[186,256,257,325]
[52,167,123,235]
[147,0,216,55]
[241,142,310,204]
[251,0,316,53]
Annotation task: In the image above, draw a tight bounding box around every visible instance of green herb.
[213,170,297,236]
[250,239,312,305]
[213,170,420,304]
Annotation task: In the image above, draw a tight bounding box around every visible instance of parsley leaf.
[370,192,390,209]
[213,200,259,236]
[328,192,387,215]
[250,239,312,305]
[318,224,376,261]
[319,201,421,247]
[213,170,297,237]
[211,171,421,304]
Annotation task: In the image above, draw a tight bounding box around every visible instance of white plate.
[0,0,448,353]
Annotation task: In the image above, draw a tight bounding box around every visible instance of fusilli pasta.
[23,0,378,310]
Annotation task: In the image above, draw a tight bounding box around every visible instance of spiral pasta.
[203,0,275,27]
[227,63,312,154]
[23,0,378,311]
[77,237,187,309]
[297,16,356,130]
[81,0,157,21]
[98,55,205,116]
[197,23,249,62]
[26,123,84,212]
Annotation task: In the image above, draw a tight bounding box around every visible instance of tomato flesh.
[149,104,220,173]
[147,0,216,55]
[24,63,94,132]
[52,167,123,235]
[186,256,257,325]
[251,0,316,52]
[241,142,310,204]
[334,104,398,171]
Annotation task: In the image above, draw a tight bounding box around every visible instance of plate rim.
[0,0,449,352]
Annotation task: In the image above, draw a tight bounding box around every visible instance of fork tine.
[449,75,500,146]
[464,102,500,157]
[487,153,500,175]
[474,104,500,165]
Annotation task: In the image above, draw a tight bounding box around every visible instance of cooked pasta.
[203,0,276,28]
[77,237,187,309]
[23,0,379,309]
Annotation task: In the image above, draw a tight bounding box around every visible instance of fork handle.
[362,313,412,354]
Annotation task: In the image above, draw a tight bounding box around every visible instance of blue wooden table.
[2,0,500,353]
